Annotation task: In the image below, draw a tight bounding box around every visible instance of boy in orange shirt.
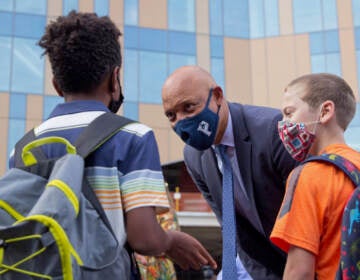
[270,73,360,279]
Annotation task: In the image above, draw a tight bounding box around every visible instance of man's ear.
[212,86,224,105]
[320,100,335,124]
[109,66,120,93]
[52,78,64,97]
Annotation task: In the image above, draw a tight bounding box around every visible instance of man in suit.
[161,66,297,279]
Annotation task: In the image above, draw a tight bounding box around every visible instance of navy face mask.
[108,77,124,114]
[174,89,220,151]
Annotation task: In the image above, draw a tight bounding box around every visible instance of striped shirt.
[9,100,169,246]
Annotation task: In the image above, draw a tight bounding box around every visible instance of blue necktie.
[218,145,237,279]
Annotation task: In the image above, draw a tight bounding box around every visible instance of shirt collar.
[48,100,110,118]
[219,111,234,148]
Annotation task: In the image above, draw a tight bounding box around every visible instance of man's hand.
[165,230,217,271]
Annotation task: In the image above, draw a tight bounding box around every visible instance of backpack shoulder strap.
[14,128,47,168]
[74,112,134,158]
[303,154,360,187]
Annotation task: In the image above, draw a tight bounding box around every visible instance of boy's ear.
[109,66,120,93]
[320,100,335,124]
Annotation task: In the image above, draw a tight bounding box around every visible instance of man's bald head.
[162,66,216,100]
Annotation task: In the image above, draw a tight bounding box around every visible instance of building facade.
[0,0,360,175]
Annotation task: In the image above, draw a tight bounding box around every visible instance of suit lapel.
[229,103,265,235]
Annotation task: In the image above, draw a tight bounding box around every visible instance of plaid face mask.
[278,120,317,162]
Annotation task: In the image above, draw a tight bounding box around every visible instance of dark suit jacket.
[184,103,297,279]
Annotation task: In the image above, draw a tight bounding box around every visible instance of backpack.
[291,154,360,280]
[0,112,139,280]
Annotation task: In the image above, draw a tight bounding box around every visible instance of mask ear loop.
[310,104,324,134]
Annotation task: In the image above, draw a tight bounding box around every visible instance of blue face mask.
[174,89,220,151]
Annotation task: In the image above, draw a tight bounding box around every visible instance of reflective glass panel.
[9,93,27,119]
[310,32,324,55]
[94,0,109,16]
[326,53,341,76]
[210,36,224,58]
[124,49,139,102]
[168,54,196,74]
[264,0,279,36]
[15,0,46,15]
[168,31,196,55]
[14,13,46,39]
[124,0,138,25]
[168,0,195,32]
[139,51,167,104]
[0,0,13,12]
[324,30,339,53]
[8,118,26,157]
[249,0,264,38]
[139,28,167,52]
[209,0,223,35]
[123,101,139,120]
[0,37,11,91]
[63,0,78,15]
[353,0,360,26]
[311,54,326,73]
[322,0,337,30]
[43,95,62,119]
[211,58,225,90]
[0,12,12,36]
[11,38,44,94]
[124,26,138,49]
[224,0,249,38]
[293,0,322,33]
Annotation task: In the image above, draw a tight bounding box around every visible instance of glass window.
[15,0,46,15]
[209,0,223,35]
[326,53,342,76]
[8,118,26,157]
[224,0,249,38]
[355,27,360,50]
[0,0,13,12]
[124,49,139,102]
[124,0,138,25]
[311,54,326,73]
[322,0,337,30]
[139,51,167,104]
[14,13,46,39]
[9,93,27,119]
[249,0,264,38]
[43,95,62,119]
[345,103,360,151]
[357,51,360,93]
[324,30,339,53]
[168,54,196,74]
[124,26,138,49]
[11,38,44,94]
[168,31,196,55]
[353,0,360,27]
[123,101,138,120]
[94,0,108,16]
[210,36,224,58]
[63,0,78,15]
[139,28,167,52]
[310,32,324,55]
[293,0,322,33]
[168,0,195,32]
[0,37,11,91]
[211,58,225,90]
[0,12,12,36]
[264,0,279,37]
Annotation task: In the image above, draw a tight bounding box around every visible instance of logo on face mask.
[197,121,212,136]
[174,89,220,151]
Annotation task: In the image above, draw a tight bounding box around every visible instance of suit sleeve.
[270,113,298,184]
[183,145,222,224]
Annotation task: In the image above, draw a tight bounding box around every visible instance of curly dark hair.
[38,11,122,94]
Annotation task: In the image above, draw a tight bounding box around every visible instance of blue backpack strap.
[303,154,360,187]
[304,154,360,280]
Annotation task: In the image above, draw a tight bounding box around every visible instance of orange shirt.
[270,144,360,280]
